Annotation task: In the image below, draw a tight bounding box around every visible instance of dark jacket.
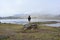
[28,16,31,21]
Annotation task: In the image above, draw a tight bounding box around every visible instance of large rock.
[23,24,38,30]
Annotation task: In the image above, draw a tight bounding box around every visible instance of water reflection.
[45,23,60,27]
[0,19,60,27]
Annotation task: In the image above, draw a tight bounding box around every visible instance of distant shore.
[0,21,60,27]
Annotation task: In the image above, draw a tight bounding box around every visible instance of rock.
[0,22,1,23]
[0,35,9,39]
[23,24,38,30]
[31,24,37,29]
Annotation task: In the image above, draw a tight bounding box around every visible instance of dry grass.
[0,23,60,40]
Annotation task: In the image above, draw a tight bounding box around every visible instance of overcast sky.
[0,0,60,17]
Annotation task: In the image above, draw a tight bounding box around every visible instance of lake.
[0,19,60,27]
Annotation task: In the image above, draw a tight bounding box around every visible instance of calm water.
[0,19,60,27]
[45,23,60,27]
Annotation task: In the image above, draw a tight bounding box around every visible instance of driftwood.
[23,24,38,30]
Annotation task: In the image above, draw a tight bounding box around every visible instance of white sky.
[0,0,60,17]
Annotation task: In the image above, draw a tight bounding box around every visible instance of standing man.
[28,15,31,23]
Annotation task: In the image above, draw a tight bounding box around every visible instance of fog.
[0,0,60,17]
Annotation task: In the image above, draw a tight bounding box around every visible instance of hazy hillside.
[13,14,60,19]
[0,13,60,19]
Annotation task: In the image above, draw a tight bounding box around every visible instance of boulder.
[23,24,37,30]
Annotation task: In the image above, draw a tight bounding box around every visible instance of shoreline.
[0,21,60,27]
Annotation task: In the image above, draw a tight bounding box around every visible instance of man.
[28,15,31,23]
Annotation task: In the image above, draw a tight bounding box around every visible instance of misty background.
[0,0,60,19]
